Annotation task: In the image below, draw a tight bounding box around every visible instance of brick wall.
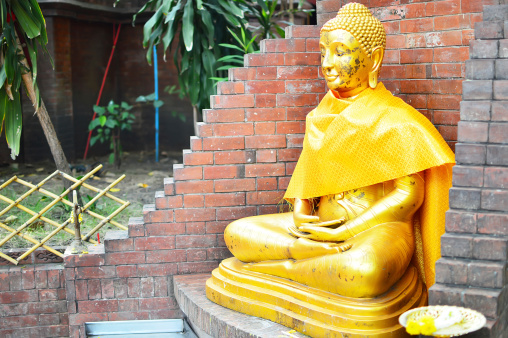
[0,265,68,338]
[429,4,508,336]
[3,0,508,337]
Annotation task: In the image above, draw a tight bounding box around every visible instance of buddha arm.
[293,198,319,227]
[297,173,424,242]
[337,173,425,241]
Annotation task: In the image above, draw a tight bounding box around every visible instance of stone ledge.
[173,274,308,338]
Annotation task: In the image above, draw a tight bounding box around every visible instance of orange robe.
[284,83,455,287]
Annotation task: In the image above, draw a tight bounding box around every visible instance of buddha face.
[320,29,374,96]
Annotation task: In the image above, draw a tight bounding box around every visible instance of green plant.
[88,100,135,168]
[136,85,187,122]
[133,0,249,135]
[0,1,71,183]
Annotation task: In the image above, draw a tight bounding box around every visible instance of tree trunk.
[15,34,72,188]
[192,104,199,136]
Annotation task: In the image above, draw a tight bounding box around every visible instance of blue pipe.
[153,45,159,163]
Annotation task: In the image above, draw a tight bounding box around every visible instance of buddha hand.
[293,198,320,227]
[290,218,349,242]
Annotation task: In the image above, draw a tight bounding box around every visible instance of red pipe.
[83,24,122,160]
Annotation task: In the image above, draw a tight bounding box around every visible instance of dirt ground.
[0,150,182,248]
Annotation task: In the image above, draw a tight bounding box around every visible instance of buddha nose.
[321,52,333,72]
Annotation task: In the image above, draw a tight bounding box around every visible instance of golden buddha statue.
[207,3,455,337]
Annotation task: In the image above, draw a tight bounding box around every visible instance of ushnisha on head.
[320,3,386,97]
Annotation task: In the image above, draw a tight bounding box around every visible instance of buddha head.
[320,3,386,97]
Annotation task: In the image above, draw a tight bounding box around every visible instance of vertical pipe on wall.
[153,45,159,163]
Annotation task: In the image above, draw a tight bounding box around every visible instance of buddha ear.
[368,46,384,89]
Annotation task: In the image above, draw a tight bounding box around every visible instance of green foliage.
[136,85,187,122]
[88,100,135,168]
[0,0,51,159]
[134,0,249,112]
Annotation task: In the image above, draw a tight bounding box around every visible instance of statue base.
[206,258,427,337]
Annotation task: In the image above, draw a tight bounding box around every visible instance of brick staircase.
[429,4,508,337]
[62,25,324,337]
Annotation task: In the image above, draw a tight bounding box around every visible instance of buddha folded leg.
[224,212,344,263]
[246,221,414,298]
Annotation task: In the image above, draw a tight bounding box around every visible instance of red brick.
[137,263,177,277]
[1,315,38,327]
[203,109,244,123]
[211,94,255,109]
[245,135,286,149]
[431,63,464,78]
[164,178,175,196]
[101,279,115,299]
[207,247,231,260]
[259,205,281,214]
[205,221,229,234]
[285,25,320,39]
[187,249,207,262]
[434,79,462,94]
[175,180,214,194]
[262,38,306,53]
[204,193,245,207]
[446,210,477,233]
[438,125,458,141]
[39,289,59,301]
[277,66,319,80]
[405,94,428,109]
[288,79,326,94]
[381,65,405,79]
[246,108,285,121]
[287,107,311,121]
[0,290,38,304]
[386,34,406,49]
[287,134,304,147]
[256,149,277,163]
[255,94,276,107]
[278,148,302,162]
[203,137,244,151]
[306,38,319,52]
[145,250,186,264]
[117,299,139,312]
[78,299,118,314]
[383,50,400,64]
[214,178,256,192]
[183,152,213,166]
[204,165,243,179]
[245,80,285,94]
[138,297,175,311]
[216,206,257,221]
[428,0,461,15]
[452,165,484,187]
[405,3,426,18]
[255,66,277,80]
[214,150,256,165]
[39,313,61,326]
[434,47,469,62]
[177,261,218,274]
[257,177,278,191]
[401,80,433,94]
[35,270,48,289]
[144,223,184,237]
[197,123,213,137]
[183,225,206,238]
[482,190,508,212]
[106,252,146,265]
[434,111,460,125]
[277,93,318,107]
[229,67,256,81]
[175,234,217,249]
[173,165,202,181]
[400,18,433,33]
[134,237,176,251]
[254,122,276,135]
[275,121,305,134]
[116,265,137,278]
[286,162,297,175]
[429,95,461,110]
[285,52,320,66]
[174,208,216,222]
[213,123,253,136]
[400,49,433,63]
[425,31,463,47]
[155,195,182,209]
[245,53,285,66]
[217,81,244,95]
[144,209,174,223]
[245,163,285,177]
[76,266,116,279]
[183,195,204,208]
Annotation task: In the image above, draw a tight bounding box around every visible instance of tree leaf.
[0,88,8,136]
[88,118,101,131]
[93,105,105,114]
[11,1,41,39]
[0,64,6,90]
[99,115,107,127]
[182,0,194,51]
[4,90,22,159]
[153,100,164,108]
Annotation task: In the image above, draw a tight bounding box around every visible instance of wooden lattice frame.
[0,165,130,265]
